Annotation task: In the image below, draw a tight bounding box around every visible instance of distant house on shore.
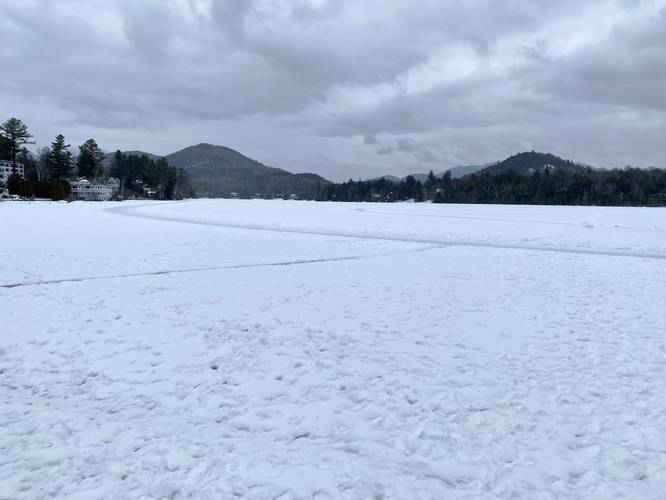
[70,178,120,201]
[0,160,25,184]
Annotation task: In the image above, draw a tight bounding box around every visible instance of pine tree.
[0,135,11,160]
[175,167,192,199]
[48,134,73,181]
[109,150,128,195]
[0,118,34,174]
[77,139,105,179]
[17,148,37,181]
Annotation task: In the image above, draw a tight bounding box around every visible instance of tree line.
[109,151,194,200]
[320,167,666,206]
[0,117,193,200]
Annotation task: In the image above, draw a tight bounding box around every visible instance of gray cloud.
[0,0,665,181]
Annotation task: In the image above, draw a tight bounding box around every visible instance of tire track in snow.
[0,245,439,289]
[106,203,666,261]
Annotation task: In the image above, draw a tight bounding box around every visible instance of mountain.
[380,154,584,183]
[376,175,403,183]
[104,150,160,165]
[165,143,330,198]
[404,173,430,183]
[444,163,491,178]
[367,153,586,184]
[481,152,587,176]
[368,174,421,183]
[369,164,491,183]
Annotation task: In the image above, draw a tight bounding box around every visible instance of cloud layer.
[1,0,664,180]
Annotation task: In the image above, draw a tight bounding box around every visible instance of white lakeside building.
[70,178,120,201]
[0,160,25,184]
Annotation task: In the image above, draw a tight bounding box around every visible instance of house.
[0,160,25,184]
[107,177,121,193]
[70,178,121,201]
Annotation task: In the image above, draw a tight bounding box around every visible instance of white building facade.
[70,178,120,201]
[0,160,25,184]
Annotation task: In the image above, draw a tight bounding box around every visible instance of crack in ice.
[0,245,440,289]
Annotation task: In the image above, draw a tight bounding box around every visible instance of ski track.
[106,203,666,261]
[2,200,666,499]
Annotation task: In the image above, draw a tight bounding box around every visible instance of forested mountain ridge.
[371,153,583,184]
[102,143,331,199]
[166,143,330,198]
[481,151,588,175]
[104,151,160,165]
[321,152,666,206]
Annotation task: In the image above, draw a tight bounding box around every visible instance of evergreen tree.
[48,134,73,181]
[175,168,192,199]
[109,150,129,195]
[17,148,37,181]
[76,139,105,179]
[0,135,11,160]
[0,118,34,174]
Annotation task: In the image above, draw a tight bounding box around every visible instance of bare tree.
[36,147,50,181]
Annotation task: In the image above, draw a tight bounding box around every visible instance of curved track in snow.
[106,202,666,261]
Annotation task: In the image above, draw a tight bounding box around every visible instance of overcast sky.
[1,0,665,180]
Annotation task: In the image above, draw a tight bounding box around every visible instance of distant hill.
[370,164,490,183]
[481,152,587,176]
[368,154,586,184]
[166,143,330,198]
[375,175,403,183]
[104,150,161,165]
[405,173,429,183]
[368,174,420,183]
[444,164,491,178]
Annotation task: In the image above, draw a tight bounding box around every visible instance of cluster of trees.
[0,118,69,199]
[320,167,666,206]
[321,175,427,202]
[433,168,666,205]
[109,151,194,200]
[0,117,194,200]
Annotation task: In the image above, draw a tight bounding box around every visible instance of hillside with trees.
[481,151,587,175]
[166,143,329,199]
[321,153,666,206]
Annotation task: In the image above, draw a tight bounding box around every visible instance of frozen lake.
[2,199,666,498]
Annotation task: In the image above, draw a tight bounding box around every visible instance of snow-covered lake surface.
[2,199,666,499]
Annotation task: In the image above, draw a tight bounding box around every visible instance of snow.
[2,199,666,499]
